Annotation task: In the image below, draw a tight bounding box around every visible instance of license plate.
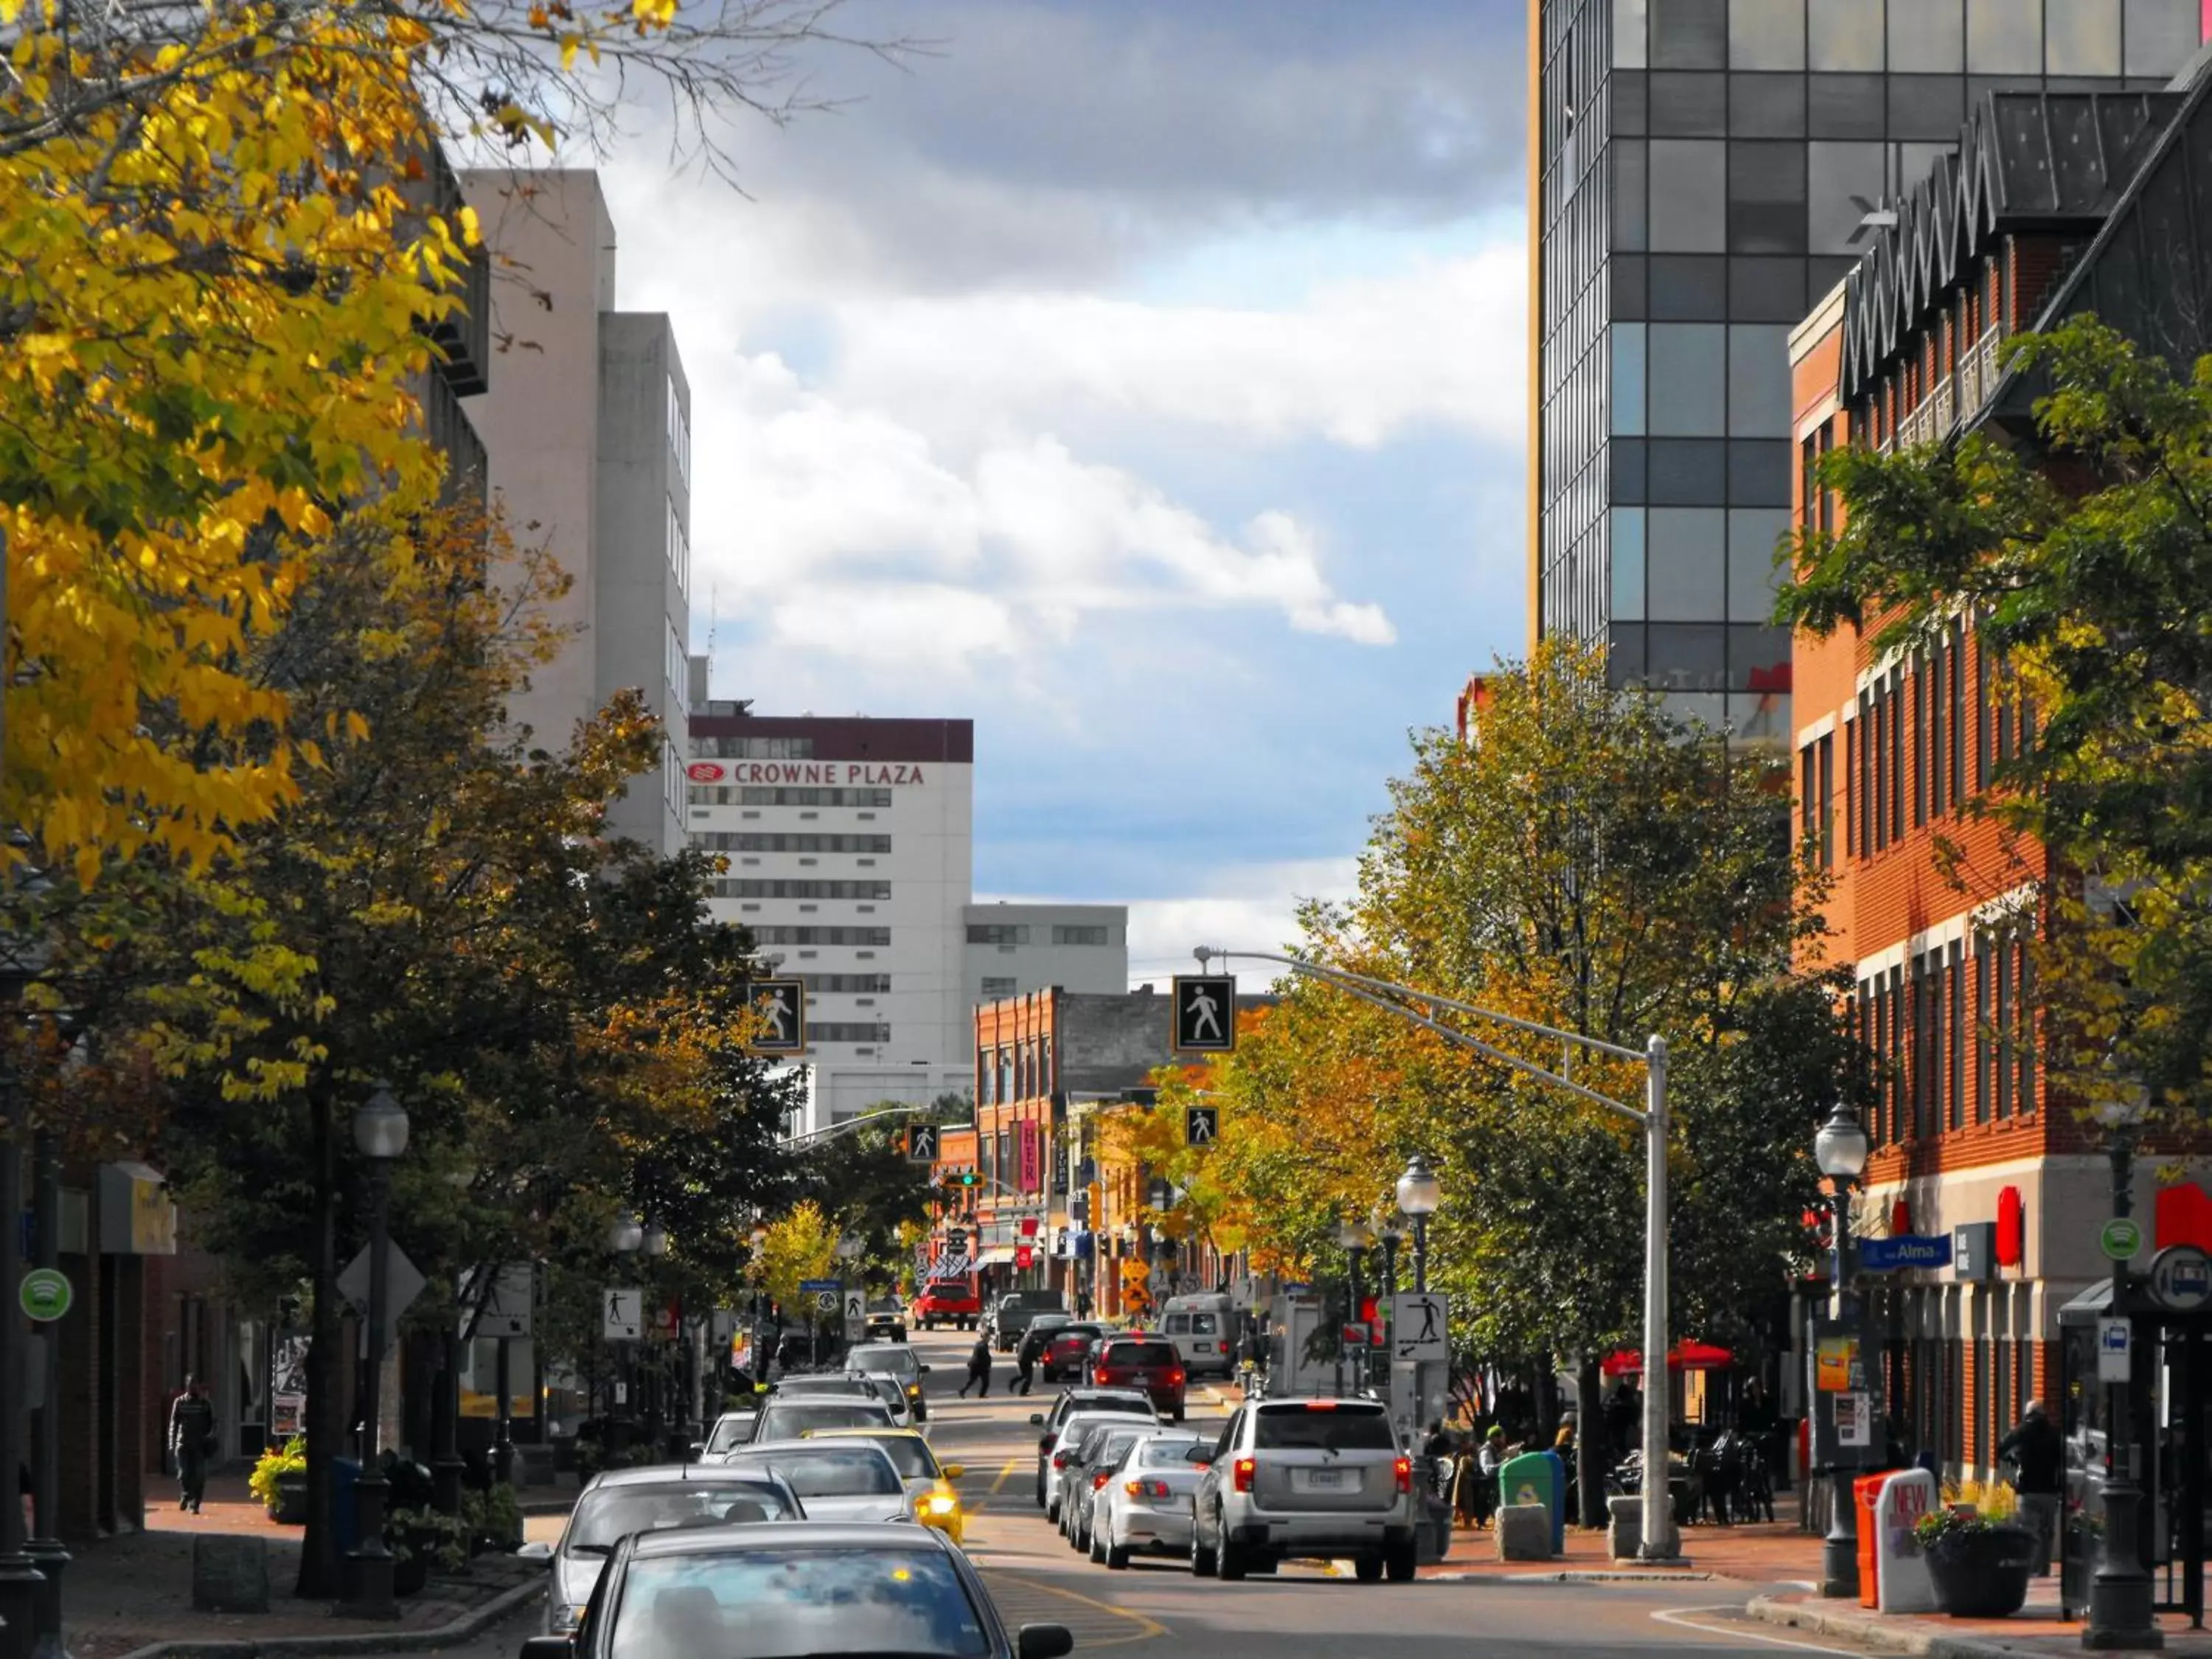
[1295,1467,1350,1492]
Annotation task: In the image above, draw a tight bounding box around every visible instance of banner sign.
[1857,1234,1953,1272]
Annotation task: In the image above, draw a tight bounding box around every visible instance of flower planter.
[392,1542,432,1599]
[1927,1525,2036,1618]
[271,1473,310,1526]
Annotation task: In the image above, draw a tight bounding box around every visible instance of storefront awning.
[973,1246,1016,1267]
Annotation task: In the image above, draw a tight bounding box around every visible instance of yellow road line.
[990,1456,1021,1495]
[993,1573,1166,1647]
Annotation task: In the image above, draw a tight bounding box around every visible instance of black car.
[519,1522,1073,1659]
[1039,1321,1106,1382]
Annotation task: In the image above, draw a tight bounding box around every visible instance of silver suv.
[1189,1398,1417,1582]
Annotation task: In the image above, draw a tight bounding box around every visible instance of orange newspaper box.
[1854,1473,1888,1607]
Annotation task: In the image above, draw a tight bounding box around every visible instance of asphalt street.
[450,1326,1885,1659]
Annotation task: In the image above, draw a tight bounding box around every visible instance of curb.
[1422,1569,1714,1584]
[111,1574,547,1659]
[1744,1593,2025,1658]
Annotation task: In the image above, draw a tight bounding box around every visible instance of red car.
[911,1273,981,1331]
[1088,1332,1186,1421]
[1041,1322,1106,1382]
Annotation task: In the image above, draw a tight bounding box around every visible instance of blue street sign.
[799,1278,843,1294]
[1857,1234,1953,1272]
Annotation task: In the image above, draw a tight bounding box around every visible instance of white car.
[771,1372,914,1431]
[720,1439,917,1524]
[1042,1411,1152,1524]
[1092,1432,1214,1568]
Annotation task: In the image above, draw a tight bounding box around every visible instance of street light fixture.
[1396,1156,1439,1292]
[608,1210,644,1255]
[641,1221,669,1259]
[1811,1100,1868,1600]
[346,1081,409,1619]
[2087,1047,2161,1651]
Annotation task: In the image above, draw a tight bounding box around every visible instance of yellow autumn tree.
[757,1200,840,1315]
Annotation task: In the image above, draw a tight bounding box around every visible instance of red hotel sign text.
[686,760,928,787]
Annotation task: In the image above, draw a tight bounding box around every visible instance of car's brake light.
[1167,1369,1186,1385]
[1125,1479,1172,1498]
[1092,1471,1112,1489]
[1306,1400,1338,1411]
[1233,1456,1255,1494]
[1394,1456,1413,1495]
[1052,1450,1071,1468]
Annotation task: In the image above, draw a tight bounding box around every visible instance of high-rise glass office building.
[1530,0,2205,740]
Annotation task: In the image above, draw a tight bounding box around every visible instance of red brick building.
[1787,84,2212,1479]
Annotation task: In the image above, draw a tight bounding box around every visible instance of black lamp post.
[1813,1100,1869,1600]
[607,1211,643,1458]
[346,1081,409,1619]
[1397,1158,1441,1293]
[748,1220,770,1385]
[1338,1218,1374,1398]
[2086,1054,2161,1651]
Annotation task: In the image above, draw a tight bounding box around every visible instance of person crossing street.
[959,1335,992,1399]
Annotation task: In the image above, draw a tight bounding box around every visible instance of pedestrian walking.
[1012,1329,1038,1396]
[168,1375,217,1513]
[1074,1288,1092,1321]
[959,1335,992,1399]
[1999,1399,2063,1575]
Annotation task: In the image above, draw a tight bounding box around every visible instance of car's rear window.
[1138,1439,1211,1469]
[755,1402,891,1439]
[1253,1405,1396,1452]
[1105,1340,1177,1367]
[568,1481,797,1550]
[734,1447,902,1498]
[1078,1396,1155,1416]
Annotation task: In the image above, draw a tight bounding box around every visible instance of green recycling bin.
[1498,1450,1560,1537]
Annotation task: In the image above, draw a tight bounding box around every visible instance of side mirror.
[516,1540,554,1562]
[919,1365,931,1374]
[521,1637,574,1659]
[1186,1447,1213,1466]
[1017,1625,1075,1659]
[1029,1414,1045,1427]
[942,1464,965,1479]
[687,1443,706,1461]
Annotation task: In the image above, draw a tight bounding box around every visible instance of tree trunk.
[296,1079,341,1600]
[1575,1354,1608,1528]
[1532,1363,1559,1444]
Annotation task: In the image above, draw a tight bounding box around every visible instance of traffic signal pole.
[1195,947,1679,1564]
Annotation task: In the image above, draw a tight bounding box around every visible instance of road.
[453,1325,1881,1659]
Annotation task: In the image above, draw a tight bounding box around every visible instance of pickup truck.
[988,1288,1068,1352]
[911,1273,981,1331]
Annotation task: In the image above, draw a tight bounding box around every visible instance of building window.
[666,497,690,596]
[692,736,818,759]
[747,926,892,947]
[667,619,688,715]
[667,373,690,486]
[806,975,890,993]
[996,1048,1012,1102]
[712,880,891,900]
[1051,925,1110,946]
[810,1022,891,1044]
[1995,935,2014,1120]
[967,924,1032,946]
[1816,734,1834,869]
[980,977,1016,999]
[663,739,682,819]
[698,832,893,854]
[1948,939,1966,1133]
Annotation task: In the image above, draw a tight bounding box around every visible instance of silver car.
[721,1439,916,1524]
[1190,1398,1419,1582]
[744,1397,896,1444]
[1093,1433,1213,1568]
[529,1465,803,1633]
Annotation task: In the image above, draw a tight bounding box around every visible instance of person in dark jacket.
[959,1336,992,1399]
[2000,1400,2063,1575]
[1012,1329,1039,1396]
[168,1376,217,1512]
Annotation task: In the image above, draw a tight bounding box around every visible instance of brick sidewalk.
[1418,1513,1824,1584]
[63,1475,541,1659]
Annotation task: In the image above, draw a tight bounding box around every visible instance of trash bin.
[1540,1450,1568,1554]
[330,1458,361,1557]
[1854,1472,1888,1608]
[1498,1451,1561,1546]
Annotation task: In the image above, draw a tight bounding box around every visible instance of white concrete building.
[461,168,692,854]
[685,682,1126,1131]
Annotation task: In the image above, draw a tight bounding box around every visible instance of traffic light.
[959,1169,978,1189]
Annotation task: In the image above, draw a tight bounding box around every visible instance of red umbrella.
[1600,1340,1736,1378]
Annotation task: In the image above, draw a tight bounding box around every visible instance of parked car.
[988,1289,1068,1352]
[1040,1322,1106,1382]
[1190,1397,1419,1583]
[1088,1333,1188,1421]
[1092,1433,1214,1569]
[913,1273,982,1331]
[513,1523,1074,1659]
[1060,1424,1152,1556]
[524,1464,803,1635]
[720,1440,915,1524]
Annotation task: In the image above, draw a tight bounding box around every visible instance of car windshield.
[1103,1341,1177,1367]
[1137,1439,1210,1469]
[733,1447,902,1498]
[566,1483,796,1552]
[1054,1326,1102,1344]
[704,1416,758,1455]
[754,1402,891,1440]
[1095,1431,1144,1467]
[829,1436,937,1481]
[1029,1315,1071,1333]
[847,1346,919,1382]
[1253,1405,1396,1451]
[609,1548,990,1659]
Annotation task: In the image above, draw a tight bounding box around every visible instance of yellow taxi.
[805,1427,967,1544]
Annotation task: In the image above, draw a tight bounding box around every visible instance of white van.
[1159,1293,1235,1379]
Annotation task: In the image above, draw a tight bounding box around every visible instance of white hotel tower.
[685,662,1127,1135]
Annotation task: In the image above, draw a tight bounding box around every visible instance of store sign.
[685,760,929,787]
[1857,1234,1952,1272]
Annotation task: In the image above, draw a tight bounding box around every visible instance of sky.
[597,0,1531,985]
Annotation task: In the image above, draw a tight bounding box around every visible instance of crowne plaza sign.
[686,760,930,787]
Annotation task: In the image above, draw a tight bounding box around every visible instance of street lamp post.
[1397,1158,1439,1293]
[1374,1220,1402,1396]
[640,1221,669,1458]
[27,1125,69,1658]
[2087,1057,2161,1651]
[1338,1219,1375,1398]
[1813,1101,1869,1600]
[748,1221,770,1385]
[346,1082,409,1619]
[606,1211,643,1458]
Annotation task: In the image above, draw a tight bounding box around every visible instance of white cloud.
[1110,857,1360,988]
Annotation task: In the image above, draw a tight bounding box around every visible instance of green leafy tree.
[1785,314,2212,1112]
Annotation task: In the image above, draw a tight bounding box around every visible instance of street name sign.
[1171,975,1237,1053]
[1391,1292,1447,1363]
[799,1278,842,1294]
[2101,1217,2145,1261]
[601,1286,643,1340]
